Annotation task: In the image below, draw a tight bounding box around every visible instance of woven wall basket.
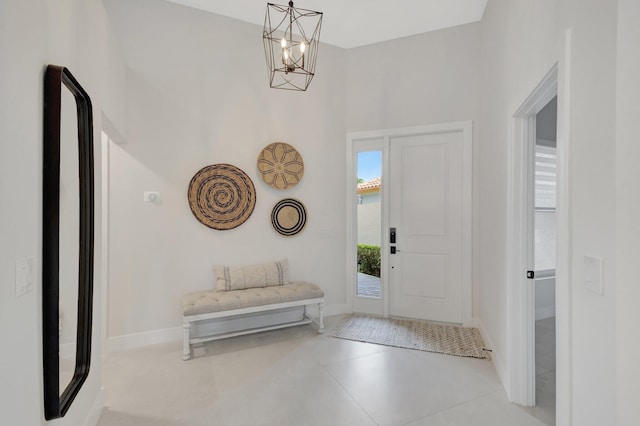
[257,142,304,190]
[187,164,256,230]
[271,198,307,236]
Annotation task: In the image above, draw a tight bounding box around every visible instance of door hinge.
[526,270,535,279]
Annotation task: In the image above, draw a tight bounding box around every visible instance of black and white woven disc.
[271,198,307,236]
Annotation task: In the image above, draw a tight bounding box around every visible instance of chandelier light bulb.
[299,42,305,53]
[281,38,287,48]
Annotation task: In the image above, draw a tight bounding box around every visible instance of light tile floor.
[98,315,549,426]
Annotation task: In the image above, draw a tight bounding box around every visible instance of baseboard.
[325,303,350,317]
[535,306,555,320]
[466,317,479,328]
[476,318,508,395]
[107,303,348,351]
[107,327,181,352]
[84,387,104,426]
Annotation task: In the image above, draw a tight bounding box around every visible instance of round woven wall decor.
[257,142,304,190]
[187,164,256,230]
[271,198,307,236]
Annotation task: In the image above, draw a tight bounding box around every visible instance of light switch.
[15,257,35,298]
[584,255,604,295]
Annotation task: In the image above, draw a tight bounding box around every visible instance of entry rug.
[331,314,491,360]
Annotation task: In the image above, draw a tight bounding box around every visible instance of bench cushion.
[183,282,324,316]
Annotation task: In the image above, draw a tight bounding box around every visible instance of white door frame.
[100,112,125,350]
[100,131,110,346]
[347,137,388,316]
[346,122,473,325]
[507,51,571,421]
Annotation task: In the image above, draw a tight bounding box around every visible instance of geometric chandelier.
[263,1,323,91]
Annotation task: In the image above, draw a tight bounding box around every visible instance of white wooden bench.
[181,282,324,360]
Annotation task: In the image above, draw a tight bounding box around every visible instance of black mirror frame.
[42,65,95,420]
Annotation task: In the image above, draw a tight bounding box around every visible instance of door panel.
[389,131,464,323]
[401,143,448,236]
[402,253,447,299]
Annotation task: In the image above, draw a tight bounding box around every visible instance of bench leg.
[318,301,325,333]
[182,320,191,361]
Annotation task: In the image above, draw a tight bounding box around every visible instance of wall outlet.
[584,255,604,295]
[144,191,160,203]
[15,257,35,298]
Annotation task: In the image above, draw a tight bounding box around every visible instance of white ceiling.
[164,0,488,49]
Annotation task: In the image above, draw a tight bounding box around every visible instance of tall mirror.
[58,77,80,396]
[43,65,94,420]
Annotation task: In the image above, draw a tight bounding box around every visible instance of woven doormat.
[332,314,491,360]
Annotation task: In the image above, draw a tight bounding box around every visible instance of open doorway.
[508,64,566,426]
[532,96,557,425]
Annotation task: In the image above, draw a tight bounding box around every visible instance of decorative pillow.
[214,259,289,291]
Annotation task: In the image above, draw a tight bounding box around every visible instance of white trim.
[107,326,182,352]
[105,303,348,352]
[347,122,473,325]
[461,121,473,326]
[324,303,350,317]
[347,137,387,316]
[345,139,355,313]
[83,387,104,426]
[477,318,507,392]
[100,131,110,348]
[555,28,573,426]
[505,32,572,422]
[382,136,390,318]
[508,62,559,407]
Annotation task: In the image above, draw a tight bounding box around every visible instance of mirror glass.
[58,86,80,395]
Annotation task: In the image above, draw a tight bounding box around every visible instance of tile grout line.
[321,362,381,426]
[398,388,509,426]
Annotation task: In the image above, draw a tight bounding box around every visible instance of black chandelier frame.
[263,1,323,91]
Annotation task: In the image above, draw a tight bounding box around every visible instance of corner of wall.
[476,317,509,397]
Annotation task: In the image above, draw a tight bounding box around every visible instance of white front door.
[388,129,467,323]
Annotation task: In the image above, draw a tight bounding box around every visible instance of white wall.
[103,1,480,347]
[346,22,482,319]
[102,0,347,339]
[0,0,126,424]
[478,0,618,423]
[346,23,480,133]
[616,1,640,425]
